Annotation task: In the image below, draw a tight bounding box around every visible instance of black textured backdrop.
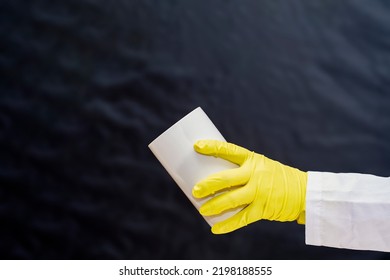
[1,0,390,259]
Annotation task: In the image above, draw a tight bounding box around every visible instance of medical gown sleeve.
[305,171,390,252]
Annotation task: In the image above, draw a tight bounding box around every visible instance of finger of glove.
[199,186,253,216]
[211,204,261,234]
[194,140,250,165]
[192,166,249,198]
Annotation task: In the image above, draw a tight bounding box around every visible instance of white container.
[148,107,241,226]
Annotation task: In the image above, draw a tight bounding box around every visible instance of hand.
[192,140,307,234]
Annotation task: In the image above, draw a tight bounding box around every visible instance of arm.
[306,171,390,252]
[193,140,390,252]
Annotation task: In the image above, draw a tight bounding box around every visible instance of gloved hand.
[192,140,307,234]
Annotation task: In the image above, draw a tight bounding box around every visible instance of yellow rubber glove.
[192,140,307,234]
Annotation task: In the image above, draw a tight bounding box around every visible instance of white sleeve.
[305,171,390,252]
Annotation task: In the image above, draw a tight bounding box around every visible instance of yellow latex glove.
[192,140,307,234]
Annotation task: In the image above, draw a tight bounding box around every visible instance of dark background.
[1,0,390,259]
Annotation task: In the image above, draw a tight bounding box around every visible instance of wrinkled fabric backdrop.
[1,0,390,259]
